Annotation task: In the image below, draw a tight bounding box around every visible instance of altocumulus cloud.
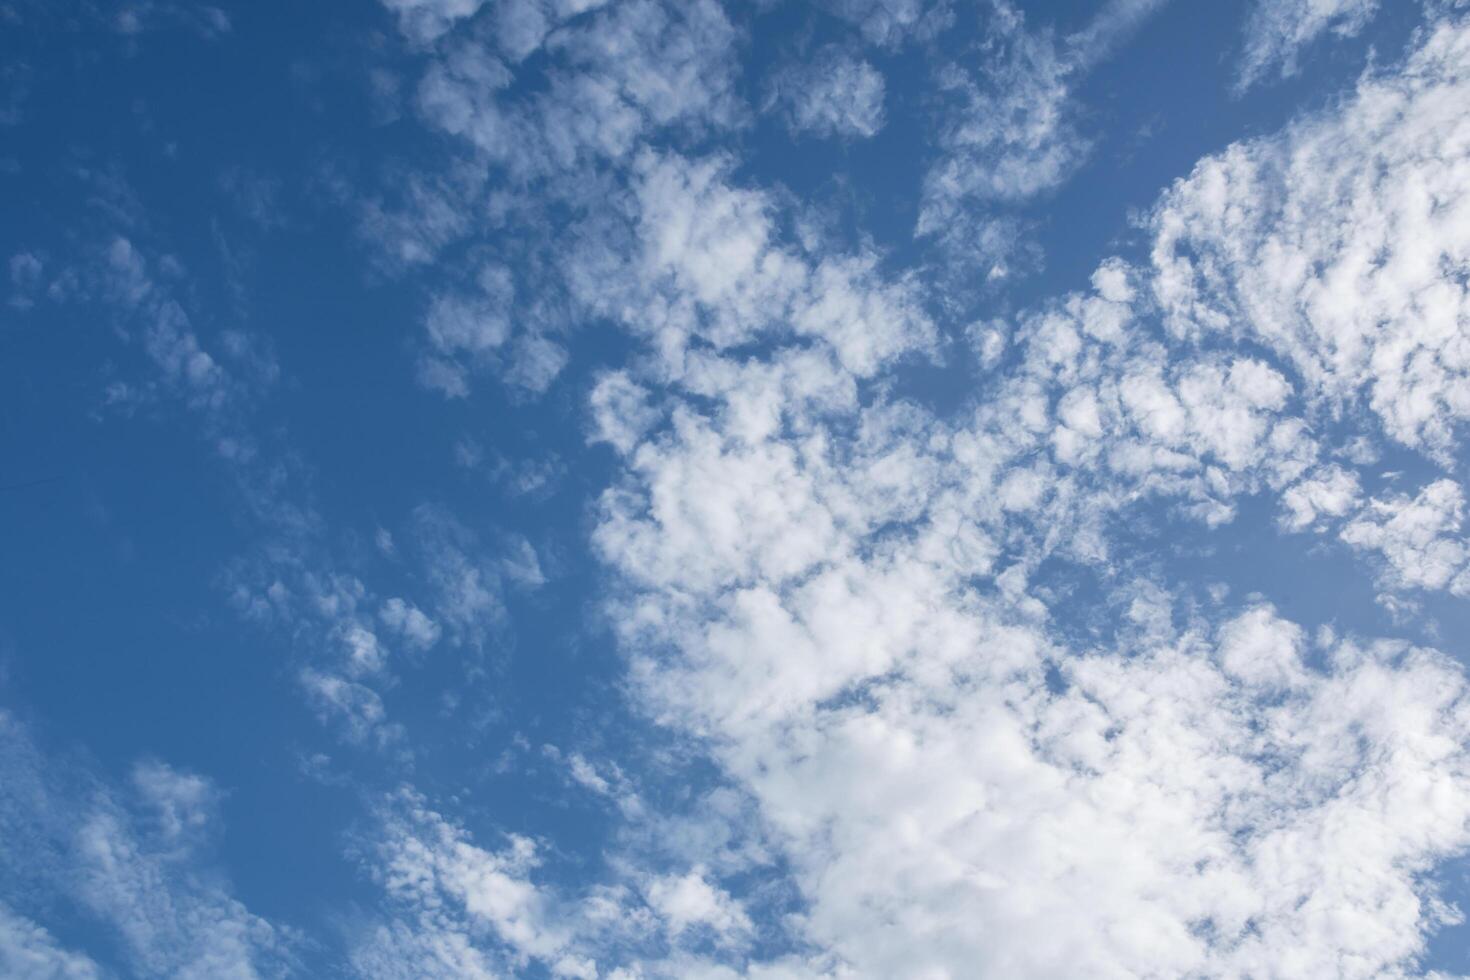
[4,1,1470,978]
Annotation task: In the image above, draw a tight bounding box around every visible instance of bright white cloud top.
[3,1,1470,978]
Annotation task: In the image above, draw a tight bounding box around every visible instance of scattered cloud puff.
[917,0,1170,280]
[379,0,488,45]
[642,868,751,945]
[820,0,953,47]
[113,2,232,39]
[380,597,443,652]
[766,47,886,139]
[348,787,768,978]
[227,500,544,746]
[1236,0,1380,91]
[0,713,291,979]
[921,3,1084,215]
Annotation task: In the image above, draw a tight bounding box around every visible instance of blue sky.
[5,0,1470,976]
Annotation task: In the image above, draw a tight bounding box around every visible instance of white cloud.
[412,506,513,650]
[1279,464,1363,531]
[8,250,42,308]
[489,0,612,63]
[131,760,221,843]
[602,470,1470,975]
[300,668,395,746]
[380,597,443,652]
[352,787,720,980]
[821,0,952,47]
[1151,16,1470,456]
[767,48,886,139]
[569,151,936,378]
[380,0,488,44]
[1342,478,1470,597]
[643,869,751,944]
[0,905,99,980]
[415,264,555,398]
[573,18,1470,977]
[504,331,570,393]
[589,371,662,453]
[414,0,741,181]
[102,238,232,417]
[0,714,291,979]
[919,5,1084,218]
[424,273,513,358]
[1066,0,1173,68]
[367,790,564,967]
[372,0,746,399]
[1236,0,1380,91]
[917,0,1171,278]
[113,2,232,40]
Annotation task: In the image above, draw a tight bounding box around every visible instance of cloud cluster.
[1152,16,1470,456]
[917,0,1170,280]
[1236,0,1380,91]
[349,787,774,978]
[11,2,1470,977]
[820,0,953,47]
[1342,479,1470,597]
[568,12,1470,977]
[230,503,543,747]
[369,0,745,398]
[765,47,886,140]
[0,714,290,978]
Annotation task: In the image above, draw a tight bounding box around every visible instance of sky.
[4,0,1470,976]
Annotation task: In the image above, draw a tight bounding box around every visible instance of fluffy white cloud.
[569,151,935,377]
[1152,16,1470,455]
[372,0,745,398]
[594,327,1470,972]
[488,0,611,62]
[918,2,1083,236]
[599,379,1470,977]
[300,668,395,746]
[1342,478,1470,597]
[414,0,741,181]
[1279,464,1363,531]
[576,15,1470,978]
[643,869,751,945]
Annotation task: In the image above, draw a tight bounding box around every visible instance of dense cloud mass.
[4,0,1470,977]
[576,23,1470,966]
